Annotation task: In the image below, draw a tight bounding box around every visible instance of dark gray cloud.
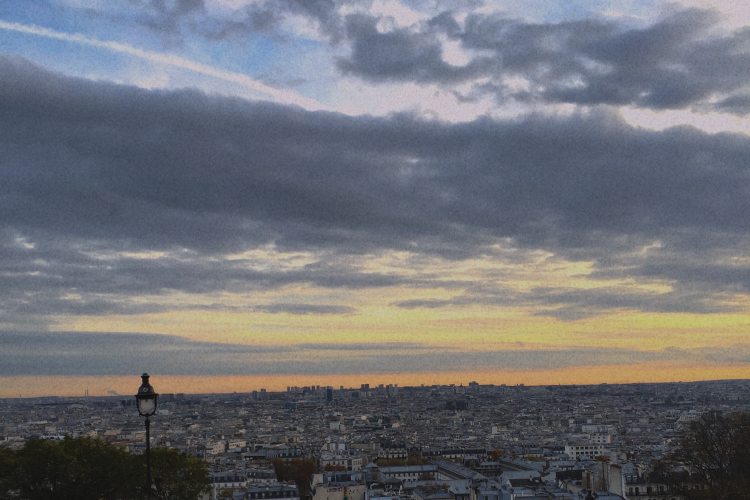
[529,287,736,321]
[714,94,750,114]
[338,8,750,113]
[297,342,431,350]
[392,299,456,309]
[253,303,356,315]
[129,0,206,46]
[336,13,486,83]
[0,331,746,377]
[0,331,451,376]
[202,0,344,42]
[3,54,750,324]
[391,283,735,321]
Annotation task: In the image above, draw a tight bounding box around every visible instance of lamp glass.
[138,398,155,415]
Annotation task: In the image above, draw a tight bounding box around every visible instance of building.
[243,483,299,500]
[564,442,607,459]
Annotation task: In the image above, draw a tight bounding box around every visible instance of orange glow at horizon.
[3,362,749,398]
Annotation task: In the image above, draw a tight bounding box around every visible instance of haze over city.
[2,0,750,397]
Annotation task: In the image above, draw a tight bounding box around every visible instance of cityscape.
[3,378,750,498]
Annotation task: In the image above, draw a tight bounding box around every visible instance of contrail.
[0,20,330,112]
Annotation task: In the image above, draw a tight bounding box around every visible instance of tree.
[273,458,317,499]
[657,412,750,500]
[0,447,18,500]
[0,437,209,500]
[0,437,135,500]
[377,458,405,466]
[139,448,210,500]
[271,458,288,481]
[287,459,317,499]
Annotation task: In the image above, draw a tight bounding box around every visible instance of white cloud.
[14,237,34,250]
[370,0,427,27]
[673,0,750,30]
[620,106,750,134]
[441,38,472,66]
[204,0,263,13]
[333,80,497,121]
[281,13,328,42]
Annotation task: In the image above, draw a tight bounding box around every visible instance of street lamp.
[135,373,159,500]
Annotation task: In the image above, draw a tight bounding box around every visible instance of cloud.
[48,2,750,114]
[392,299,456,309]
[45,2,750,114]
[4,55,750,325]
[336,7,750,113]
[390,282,737,321]
[135,0,206,45]
[199,0,344,42]
[253,303,356,315]
[297,342,433,350]
[1,331,747,376]
[530,286,738,320]
[0,331,451,376]
[336,13,483,83]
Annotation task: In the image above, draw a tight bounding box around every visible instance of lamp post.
[135,373,159,500]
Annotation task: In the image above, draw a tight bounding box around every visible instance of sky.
[2,0,750,397]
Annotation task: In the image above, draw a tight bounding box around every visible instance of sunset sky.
[3,0,750,397]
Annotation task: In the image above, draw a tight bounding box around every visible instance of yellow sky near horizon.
[54,306,750,351]
[39,246,750,397]
[49,247,750,351]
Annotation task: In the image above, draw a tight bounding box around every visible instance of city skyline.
[5,374,746,400]
[3,0,750,398]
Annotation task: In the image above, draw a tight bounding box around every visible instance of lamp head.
[135,373,159,417]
